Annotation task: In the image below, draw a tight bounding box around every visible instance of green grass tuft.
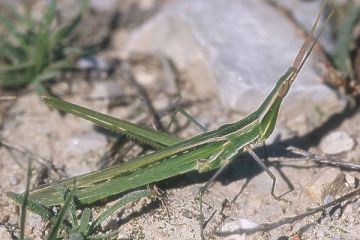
[0,0,89,94]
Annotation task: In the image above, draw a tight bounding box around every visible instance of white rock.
[0,226,11,240]
[89,80,123,99]
[123,0,343,119]
[320,131,355,154]
[220,218,259,240]
[66,132,107,155]
[90,0,119,12]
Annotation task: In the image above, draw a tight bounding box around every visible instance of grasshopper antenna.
[292,1,335,81]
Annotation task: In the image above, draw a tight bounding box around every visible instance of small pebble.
[329,205,342,220]
[89,81,123,99]
[0,226,11,240]
[220,218,258,240]
[76,56,112,71]
[9,175,19,186]
[352,200,360,211]
[320,131,355,155]
[345,173,358,188]
[304,168,345,203]
[347,216,355,223]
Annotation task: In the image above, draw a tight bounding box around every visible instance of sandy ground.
[1,0,360,239]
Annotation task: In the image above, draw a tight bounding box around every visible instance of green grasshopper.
[8,3,334,238]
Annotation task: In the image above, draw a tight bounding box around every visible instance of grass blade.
[0,14,26,45]
[50,15,81,51]
[79,208,91,235]
[42,0,57,29]
[19,160,32,240]
[0,39,26,64]
[47,191,73,240]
